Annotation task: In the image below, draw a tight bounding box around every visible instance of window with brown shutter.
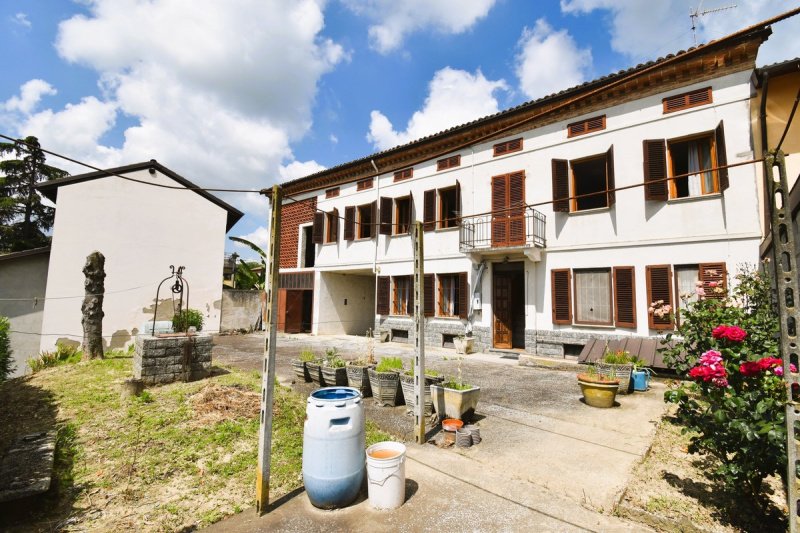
[699,262,727,299]
[606,145,615,207]
[393,276,412,315]
[552,159,569,212]
[424,274,435,317]
[395,197,411,234]
[570,150,612,212]
[325,187,339,198]
[344,206,355,241]
[490,171,525,246]
[423,189,436,231]
[438,186,458,229]
[613,266,636,328]
[357,178,373,190]
[376,276,390,315]
[437,155,461,171]
[646,265,674,330]
[493,138,523,157]
[663,87,712,113]
[551,269,572,324]
[394,168,413,182]
[325,209,339,243]
[357,203,374,239]
[667,130,720,198]
[379,197,393,235]
[643,139,668,201]
[312,211,324,244]
[567,115,606,138]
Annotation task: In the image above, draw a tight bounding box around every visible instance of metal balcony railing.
[459,207,546,252]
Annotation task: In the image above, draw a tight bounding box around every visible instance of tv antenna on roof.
[690,2,737,46]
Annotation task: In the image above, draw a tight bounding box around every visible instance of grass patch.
[0,351,388,531]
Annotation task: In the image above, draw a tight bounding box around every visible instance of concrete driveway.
[211,333,664,532]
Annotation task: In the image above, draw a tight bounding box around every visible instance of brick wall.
[280,197,316,269]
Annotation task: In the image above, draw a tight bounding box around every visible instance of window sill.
[667,193,721,204]
[354,237,375,242]
[391,232,410,238]
[568,206,611,216]
[433,315,463,320]
[571,323,615,329]
[322,241,337,246]
[435,226,459,233]
[388,315,412,319]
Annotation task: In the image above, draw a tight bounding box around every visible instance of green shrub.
[29,342,82,373]
[375,357,403,373]
[325,356,346,368]
[442,378,473,390]
[0,316,13,381]
[172,309,204,332]
[298,348,317,362]
[662,266,785,497]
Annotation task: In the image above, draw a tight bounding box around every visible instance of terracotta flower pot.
[577,374,620,408]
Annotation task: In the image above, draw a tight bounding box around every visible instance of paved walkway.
[210,333,664,532]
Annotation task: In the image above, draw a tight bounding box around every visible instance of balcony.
[459,207,546,254]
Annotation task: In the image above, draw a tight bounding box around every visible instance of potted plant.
[291,348,317,382]
[430,377,481,422]
[321,348,348,386]
[596,344,640,393]
[306,351,325,386]
[378,329,391,343]
[368,357,404,406]
[577,365,620,408]
[399,368,442,416]
[453,333,474,355]
[347,330,376,396]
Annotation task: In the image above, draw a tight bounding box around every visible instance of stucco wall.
[39,167,228,352]
[315,272,375,335]
[0,251,50,376]
[220,289,261,332]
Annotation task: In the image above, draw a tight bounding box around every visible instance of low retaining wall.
[134,333,212,385]
[220,289,261,332]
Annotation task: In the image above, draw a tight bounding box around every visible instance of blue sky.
[1,1,799,257]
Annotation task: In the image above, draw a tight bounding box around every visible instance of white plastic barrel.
[365,441,406,510]
[302,387,365,509]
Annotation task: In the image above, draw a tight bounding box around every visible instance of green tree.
[0,136,69,252]
[229,236,266,290]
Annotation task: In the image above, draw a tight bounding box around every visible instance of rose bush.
[662,266,787,498]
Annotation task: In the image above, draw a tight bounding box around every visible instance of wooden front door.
[493,273,512,349]
[284,290,304,333]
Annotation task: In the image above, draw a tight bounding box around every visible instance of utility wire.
[0,281,160,302]
[0,133,263,194]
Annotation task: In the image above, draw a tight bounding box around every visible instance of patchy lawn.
[617,411,787,532]
[0,351,392,532]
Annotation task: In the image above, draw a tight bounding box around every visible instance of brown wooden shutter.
[312,211,324,244]
[643,139,668,201]
[379,197,392,235]
[551,159,569,212]
[370,200,377,237]
[646,265,674,330]
[376,276,390,315]
[491,175,508,244]
[458,271,469,319]
[509,171,525,245]
[344,206,355,241]
[606,145,616,207]
[330,208,339,243]
[715,121,729,192]
[699,262,727,300]
[423,189,436,231]
[551,269,572,324]
[424,274,435,317]
[613,266,636,328]
[455,180,462,226]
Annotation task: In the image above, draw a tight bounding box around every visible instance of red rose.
[740,361,763,376]
[712,325,729,339]
[723,326,747,343]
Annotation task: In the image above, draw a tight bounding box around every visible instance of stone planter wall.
[134,333,212,385]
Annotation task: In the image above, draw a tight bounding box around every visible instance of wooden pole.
[256,185,282,515]
[413,221,426,444]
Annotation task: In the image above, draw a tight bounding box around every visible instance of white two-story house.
[271,21,775,365]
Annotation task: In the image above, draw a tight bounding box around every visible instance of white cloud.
[2,79,56,114]
[367,67,508,150]
[1,0,346,225]
[560,0,800,65]
[279,160,327,182]
[342,0,496,53]
[233,225,269,255]
[12,13,31,28]
[329,134,338,144]
[515,19,592,100]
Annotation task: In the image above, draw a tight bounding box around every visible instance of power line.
[0,281,160,302]
[0,134,264,194]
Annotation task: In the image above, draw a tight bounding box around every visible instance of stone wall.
[220,289,261,332]
[134,333,212,385]
[374,316,469,349]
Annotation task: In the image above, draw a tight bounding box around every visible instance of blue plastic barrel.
[302,387,365,509]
